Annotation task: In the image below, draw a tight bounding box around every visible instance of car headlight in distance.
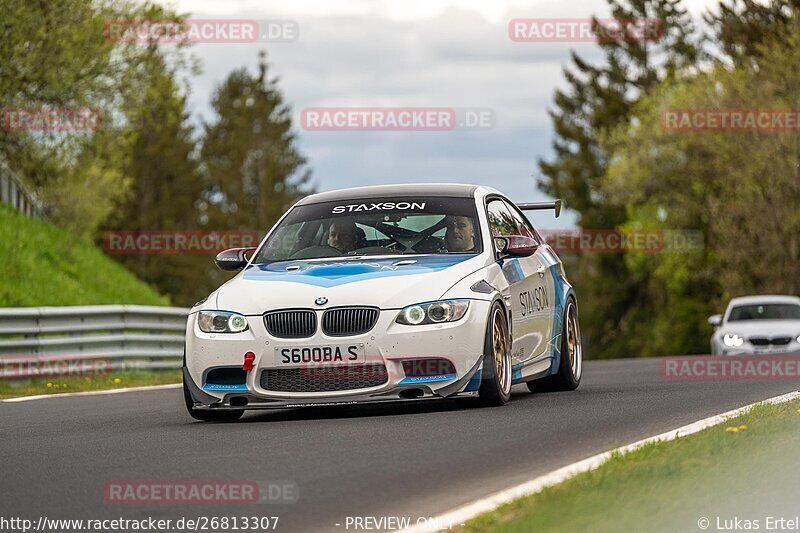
[396,300,470,325]
[723,333,744,347]
[198,311,249,333]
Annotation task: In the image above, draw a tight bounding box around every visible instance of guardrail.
[0,158,42,218]
[0,305,189,374]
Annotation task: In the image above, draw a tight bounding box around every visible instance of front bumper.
[717,345,800,357]
[183,366,480,410]
[185,300,491,408]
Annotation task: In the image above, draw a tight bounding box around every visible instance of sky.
[161,0,719,228]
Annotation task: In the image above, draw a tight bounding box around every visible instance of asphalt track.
[2,358,798,532]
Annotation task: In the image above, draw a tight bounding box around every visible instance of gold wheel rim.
[492,309,511,394]
[566,303,581,380]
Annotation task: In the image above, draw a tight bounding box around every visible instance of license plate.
[274,344,366,366]
[754,348,788,355]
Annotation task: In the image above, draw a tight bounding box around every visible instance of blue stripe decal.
[463,364,482,391]
[512,362,524,382]
[203,384,248,391]
[547,266,566,376]
[243,255,473,288]
[500,258,526,284]
[399,374,457,384]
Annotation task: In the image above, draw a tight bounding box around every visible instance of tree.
[0,0,188,238]
[201,52,312,234]
[601,16,800,355]
[708,0,800,67]
[539,0,699,228]
[536,0,701,358]
[105,48,206,305]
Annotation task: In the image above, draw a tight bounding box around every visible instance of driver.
[327,220,358,253]
[445,215,476,252]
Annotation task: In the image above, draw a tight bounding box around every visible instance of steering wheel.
[376,218,449,252]
[290,245,342,260]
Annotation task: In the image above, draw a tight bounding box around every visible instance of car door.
[502,199,556,364]
[485,198,552,369]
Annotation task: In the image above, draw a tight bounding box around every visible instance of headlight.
[723,333,744,347]
[396,300,470,325]
[197,311,249,333]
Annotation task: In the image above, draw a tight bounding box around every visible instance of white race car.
[709,295,800,356]
[183,184,582,421]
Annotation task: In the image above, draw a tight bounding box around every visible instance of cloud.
[170,0,717,229]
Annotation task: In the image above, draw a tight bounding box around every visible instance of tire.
[477,301,512,406]
[527,297,582,393]
[183,379,244,422]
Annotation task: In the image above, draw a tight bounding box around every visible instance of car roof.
[295,183,483,205]
[727,295,800,307]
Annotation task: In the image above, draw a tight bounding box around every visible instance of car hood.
[216,254,487,313]
[719,320,800,338]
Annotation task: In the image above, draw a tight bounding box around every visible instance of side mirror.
[215,247,256,271]
[708,314,723,327]
[494,235,538,258]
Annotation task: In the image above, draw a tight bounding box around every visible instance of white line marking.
[398,389,800,533]
[1,383,181,402]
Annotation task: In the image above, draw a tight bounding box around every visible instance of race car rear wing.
[515,199,561,218]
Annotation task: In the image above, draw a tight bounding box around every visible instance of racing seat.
[354,227,367,248]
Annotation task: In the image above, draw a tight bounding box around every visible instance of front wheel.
[183,380,244,422]
[477,302,512,406]
[527,298,582,393]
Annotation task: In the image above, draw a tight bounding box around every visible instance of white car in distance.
[709,295,800,356]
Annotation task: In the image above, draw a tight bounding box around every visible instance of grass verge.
[461,398,800,533]
[0,204,168,306]
[0,369,181,399]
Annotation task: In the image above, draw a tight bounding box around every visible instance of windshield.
[728,303,800,321]
[253,196,483,263]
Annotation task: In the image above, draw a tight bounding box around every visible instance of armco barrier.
[0,305,189,371]
[0,159,41,218]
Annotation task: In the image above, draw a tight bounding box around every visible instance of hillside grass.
[0,204,168,306]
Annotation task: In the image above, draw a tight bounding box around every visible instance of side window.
[486,200,517,238]
[502,200,540,243]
